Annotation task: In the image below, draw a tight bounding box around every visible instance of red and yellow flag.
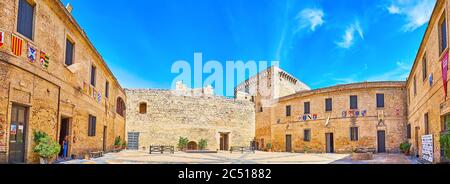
[11,35,23,56]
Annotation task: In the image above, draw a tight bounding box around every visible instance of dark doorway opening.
[377,130,386,153]
[415,127,420,157]
[326,133,334,153]
[8,105,28,164]
[103,126,107,152]
[58,118,70,158]
[187,141,198,150]
[220,133,229,151]
[285,135,292,152]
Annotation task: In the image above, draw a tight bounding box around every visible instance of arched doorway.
[187,141,198,150]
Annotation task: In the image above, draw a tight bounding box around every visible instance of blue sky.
[61,0,436,94]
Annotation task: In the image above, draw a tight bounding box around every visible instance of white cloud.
[386,0,436,32]
[336,21,364,49]
[387,4,400,14]
[295,8,325,32]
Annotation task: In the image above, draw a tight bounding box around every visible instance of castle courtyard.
[59,151,415,164]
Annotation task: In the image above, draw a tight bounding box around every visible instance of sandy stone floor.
[59,150,416,164]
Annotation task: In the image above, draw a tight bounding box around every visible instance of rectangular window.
[376,94,385,108]
[325,98,332,112]
[88,115,96,137]
[65,39,74,66]
[90,65,96,86]
[286,105,291,117]
[304,129,311,142]
[443,115,450,132]
[17,0,34,40]
[407,124,412,139]
[350,127,359,141]
[105,81,109,98]
[413,75,417,96]
[350,95,358,109]
[304,102,310,114]
[422,54,427,81]
[440,16,447,54]
[424,113,429,135]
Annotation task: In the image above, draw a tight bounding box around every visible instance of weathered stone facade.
[235,66,311,150]
[125,83,255,151]
[268,82,407,153]
[406,0,449,163]
[0,0,126,163]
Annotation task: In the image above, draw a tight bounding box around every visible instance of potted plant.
[198,139,208,150]
[32,131,60,164]
[304,146,311,154]
[177,137,189,151]
[114,136,122,150]
[266,143,273,152]
[122,140,127,150]
[400,141,411,156]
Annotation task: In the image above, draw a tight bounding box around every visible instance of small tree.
[177,137,189,151]
[198,139,208,150]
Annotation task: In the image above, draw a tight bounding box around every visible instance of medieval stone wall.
[125,88,255,151]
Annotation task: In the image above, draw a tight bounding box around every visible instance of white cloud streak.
[295,8,325,32]
[386,0,436,32]
[336,21,364,49]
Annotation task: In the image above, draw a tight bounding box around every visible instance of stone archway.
[187,141,198,150]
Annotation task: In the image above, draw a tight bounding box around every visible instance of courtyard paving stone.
[59,150,415,164]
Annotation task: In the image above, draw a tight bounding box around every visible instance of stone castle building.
[0,0,126,163]
[125,81,255,151]
[235,66,408,153]
[267,82,406,153]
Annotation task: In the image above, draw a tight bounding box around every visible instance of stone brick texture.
[0,0,125,163]
[268,82,407,153]
[125,88,255,151]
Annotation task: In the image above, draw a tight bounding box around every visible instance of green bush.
[266,143,273,149]
[441,120,450,159]
[33,131,47,143]
[32,131,60,159]
[114,136,122,147]
[177,137,189,151]
[441,132,450,159]
[303,146,311,153]
[399,142,411,154]
[198,139,208,150]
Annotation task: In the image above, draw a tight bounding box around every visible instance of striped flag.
[11,35,23,56]
[39,51,49,69]
[0,31,4,47]
[97,92,102,103]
